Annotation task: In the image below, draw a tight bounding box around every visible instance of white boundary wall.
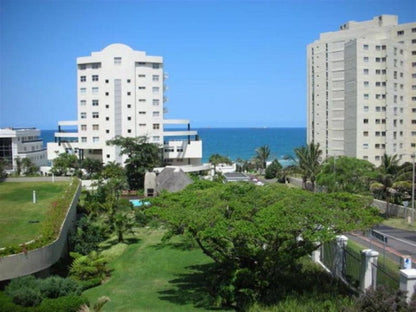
[0,180,81,281]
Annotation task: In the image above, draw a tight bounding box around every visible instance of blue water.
[41,128,306,163]
[129,199,150,207]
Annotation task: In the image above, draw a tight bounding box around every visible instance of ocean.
[40,128,306,164]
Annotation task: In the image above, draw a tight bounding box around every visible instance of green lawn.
[0,181,69,247]
[84,228,227,312]
[383,217,416,232]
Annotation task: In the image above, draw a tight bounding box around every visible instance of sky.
[0,0,415,129]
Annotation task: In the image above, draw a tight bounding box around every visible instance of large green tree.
[317,156,376,194]
[149,181,379,308]
[264,159,282,179]
[107,136,161,190]
[51,153,79,176]
[81,158,103,179]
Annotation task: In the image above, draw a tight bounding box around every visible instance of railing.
[344,247,361,289]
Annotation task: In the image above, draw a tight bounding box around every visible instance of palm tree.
[255,145,271,170]
[294,143,322,191]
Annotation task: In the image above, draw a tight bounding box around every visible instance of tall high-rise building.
[307,15,416,165]
[48,44,203,168]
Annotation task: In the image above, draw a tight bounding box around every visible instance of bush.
[39,276,82,299]
[69,216,106,255]
[78,277,102,290]
[0,291,29,312]
[5,276,42,307]
[348,286,409,312]
[35,295,89,312]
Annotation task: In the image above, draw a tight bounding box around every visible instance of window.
[376,69,381,75]
[375,119,380,124]
[152,75,159,81]
[81,125,87,131]
[105,79,109,83]
[80,76,86,82]
[363,144,369,149]
[92,137,99,143]
[92,87,99,94]
[81,137,87,143]
[92,75,99,81]
[138,74,145,78]
[363,131,369,136]
[139,111,146,115]
[105,92,109,96]
[363,44,369,50]
[92,63,100,69]
[138,86,146,90]
[127,104,131,108]
[92,112,99,119]
[375,131,380,136]
[397,30,404,36]
[137,62,146,66]
[153,136,160,142]
[106,104,109,109]
[92,99,99,106]
[376,45,381,51]
[127,129,131,133]
[375,57,381,62]
[139,99,146,102]
[364,81,369,87]
[127,92,131,96]
[153,111,160,117]
[127,79,131,83]
[152,63,160,69]
[153,99,160,106]
[80,112,87,119]
[375,107,381,112]
[106,130,110,134]
[92,124,99,130]
[363,69,369,75]
[106,117,109,121]
[375,156,380,161]
[127,116,131,121]
[152,87,159,93]
[139,123,146,127]
[80,100,86,106]
[376,82,381,87]
[412,39,416,44]
[412,28,416,33]
[80,88,86,94]
[79,64,86,70]
[114,57,122,65]
[153,123,160,130]
[363,119,369,124]
[364,94,369,100]
[363,106,369,112]
[106,154,110,158]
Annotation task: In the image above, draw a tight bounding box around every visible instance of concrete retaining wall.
[0,180,81,281]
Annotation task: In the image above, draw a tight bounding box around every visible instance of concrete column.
[360,249,379,292]
[400,269,416,303]
[335,235,348,279]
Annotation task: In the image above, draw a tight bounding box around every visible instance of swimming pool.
[129,199,150,207]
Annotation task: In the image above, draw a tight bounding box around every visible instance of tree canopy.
[107,136,161,189]
[293,143,322,191]
[255,145,271,170]
[317,156,376,194]
[51,153,79,176]
[148,181,379,307]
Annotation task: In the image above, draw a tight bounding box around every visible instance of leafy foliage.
[293,142,322,191]
[69,215,106,255]
[81,158,103,179]
[148,181,380,309]
[264,159,282,179]
[69,251,109,282]
[107,136,161,189]
[255,145,271,170]
[317,156,376,194]
[5,275,82,308]
[51,153,79,176]
[36,295,89,312]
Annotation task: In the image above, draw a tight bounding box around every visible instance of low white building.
[0,128,48,173]
[47,44,203,169]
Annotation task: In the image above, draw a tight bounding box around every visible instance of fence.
[315,235,416,302]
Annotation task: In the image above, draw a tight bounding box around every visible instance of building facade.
[307,15,416,165]
[0,128,48,173]
[47,44,202,167]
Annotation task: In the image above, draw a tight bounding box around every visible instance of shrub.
[349,286,408,312]
[69,216,106,255]
[39,276,81,299]
[69,251,109,281]
[5,276,42,307]
[35,295,89,312]
[78,277,102,290]
[0,291,28,312]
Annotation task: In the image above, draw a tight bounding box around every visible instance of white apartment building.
[0,127,48,173]
[307,15,416,165]
[47,44,203,168]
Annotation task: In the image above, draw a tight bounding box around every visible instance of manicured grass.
[0,181,69,247]
[383,217,416,232]
[84,228,227,312]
